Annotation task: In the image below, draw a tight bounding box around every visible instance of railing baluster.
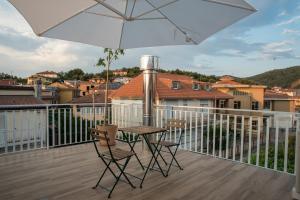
[213,113,216,156]
[207,110,210,155]
[64,108,66,145]
[75,107,78,143]
[219,114,223,158]
[256,118,261,166]
[12,111,16,152]
[265,117,270,168]
[46,106,49,150]
[27,110,30,150]
[201,112,204,154]
[69,108,72,144]
[240,115,245,162]
[233,115,237,161]
[248,116,253,164]
[184,111,187,149]
[274,122,279,170]
[20,111,23,151]
[225,115,229,159]
[52,109,55,147]
[190,111,192,151]
[85,108,88,142]
[80,108,83,143]
[58,109,61,146]
[195,112,198,152]
[284,126,289,172]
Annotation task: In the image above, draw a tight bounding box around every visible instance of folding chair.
[151,119,186,176]
[90,128,136,198]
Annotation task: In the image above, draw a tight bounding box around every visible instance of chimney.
[34,79,42,99]
[140,55,158,126]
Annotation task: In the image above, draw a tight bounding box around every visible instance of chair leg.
[108,157,136,198]
[166,146,183,176]
[151,144,167,169]
[93,161,112,189]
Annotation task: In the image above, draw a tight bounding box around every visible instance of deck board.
[0,142,295,200]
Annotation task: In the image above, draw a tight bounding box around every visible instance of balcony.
[0,103,299,199]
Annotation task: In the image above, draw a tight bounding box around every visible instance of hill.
[246,66,300,88]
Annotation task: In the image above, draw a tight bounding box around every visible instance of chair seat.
[102,148,135,161]
[150,140,178,147]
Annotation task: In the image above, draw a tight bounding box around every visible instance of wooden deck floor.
[0,142,295,200]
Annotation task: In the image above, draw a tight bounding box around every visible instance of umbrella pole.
[104,62,109,125]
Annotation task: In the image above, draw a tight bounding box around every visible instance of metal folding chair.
[151,119,186,176]
[90,128,136,198]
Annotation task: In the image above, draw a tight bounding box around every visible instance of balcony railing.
[0,103,299,176]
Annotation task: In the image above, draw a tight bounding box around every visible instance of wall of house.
[58,90,74,104]
[272,100,295,112]
[158,99,214,107]
[216,87,264,110]
[0,90,34,96]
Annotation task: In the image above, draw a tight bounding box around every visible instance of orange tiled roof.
[264,90,293,99]
[111,73,232,100]
[71,90,114,104]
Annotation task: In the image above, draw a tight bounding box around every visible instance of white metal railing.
[155,105,300,175]
[0,103,143,154]
[0,103,299,176]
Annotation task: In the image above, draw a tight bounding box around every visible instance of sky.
[0,0,300,78]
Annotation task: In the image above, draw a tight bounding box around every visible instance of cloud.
[261,41,299,60]
[277,15,300,26]
[282,29,300,35]
[278,11,287,17]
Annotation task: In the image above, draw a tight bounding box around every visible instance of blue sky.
[0,0,299,78]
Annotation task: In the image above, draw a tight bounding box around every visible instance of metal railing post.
[293,117,300,199]
[46,105,49,150]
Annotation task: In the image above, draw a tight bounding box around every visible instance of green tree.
[96,48,125,124]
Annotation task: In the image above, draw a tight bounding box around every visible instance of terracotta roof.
[213,76,266,88]
[36,71,58,75]
[111,73,233,100]
[264,90,293,100]
[0,80,17,86]
[71,90,113,104]
[50,82,77,90]
[0,96,45,105]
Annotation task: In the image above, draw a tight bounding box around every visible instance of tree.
[96,48,125,125]
[64,68,85,80]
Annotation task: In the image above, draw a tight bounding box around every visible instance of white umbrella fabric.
[9,0,256,49]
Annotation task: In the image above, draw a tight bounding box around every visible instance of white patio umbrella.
[8,0,256,49]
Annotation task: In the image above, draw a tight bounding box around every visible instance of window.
[252,101,259,110]
[219,100,226,108]
[172,81,180,90]
[192,82,200,90]
[233,90,249,96]
[264,100,271,110]
[252,120,258,130]
[234,101,241,109]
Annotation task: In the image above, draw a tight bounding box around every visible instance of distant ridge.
[245,66,300,88]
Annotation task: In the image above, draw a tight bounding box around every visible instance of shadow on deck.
[0,142,295,200]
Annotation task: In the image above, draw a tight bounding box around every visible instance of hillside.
[246,66,300,88]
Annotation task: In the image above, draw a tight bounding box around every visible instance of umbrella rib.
[202,0,256,12]
[85,11,123,20]
[144,0,197,45]
[133,0,180,20]
[38,3,98,36]
[129,0,137,18]
[94,0,128,20]
[118,0,128,49]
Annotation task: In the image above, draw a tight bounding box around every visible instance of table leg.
[140,132,167,188]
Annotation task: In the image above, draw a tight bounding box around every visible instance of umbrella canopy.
[9,0,256,49]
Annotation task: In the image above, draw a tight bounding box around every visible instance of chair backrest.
[166,119,186,129]
[90,128,112,158]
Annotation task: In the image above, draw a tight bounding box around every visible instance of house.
[27,71,58,85]
[113,77,132,84]
[49,82,80,104]
[0,79,17,85]
[212,76,266,110]
[41,86,59,104]
[113,69,128,76]
[0,85,46,149]
[111,73,232,108]
[264,90,299,112]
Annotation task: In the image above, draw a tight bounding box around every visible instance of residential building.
[113,77,132,84]
[113,69,128,76]
[111,73,232,108]
[49,82,80,104]
[0,79,17,86]
[212,76,266,110]
[264,90,299,112]
[27,71,58,85]
[41,86,59,104]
